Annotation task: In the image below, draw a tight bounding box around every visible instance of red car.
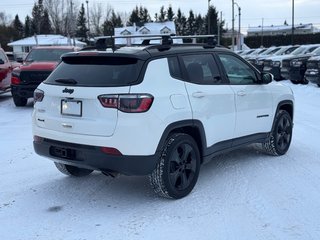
[0,48,13,94]
[11,46,81,106]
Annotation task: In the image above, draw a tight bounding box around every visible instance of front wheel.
[54,162,93,177]
[263,110,293,156]
[149,133,201,199]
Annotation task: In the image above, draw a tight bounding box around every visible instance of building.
[8,35,86,60]
[247,23,318,37]
[114,21,181,45]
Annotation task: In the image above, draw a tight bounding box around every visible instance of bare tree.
[44,0,79,34]
[90,2,103,35]
[0,12,11,26]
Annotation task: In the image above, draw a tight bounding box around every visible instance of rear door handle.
[192,92,206,98]
[237,90,246,96]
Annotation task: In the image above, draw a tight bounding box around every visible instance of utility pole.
[292,0,295,44]
[218,11,222,45]
[231,0,235,50]
[234,2,241,50]
[208,0,211,34]
[86,0,90,34]
[261,18,264,47]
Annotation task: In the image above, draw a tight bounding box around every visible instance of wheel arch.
[156,120,207,163]
[270,100,294,133]
[277,100,294,121]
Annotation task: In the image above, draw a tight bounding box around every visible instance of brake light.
[34,89,44,103]
[11,70,21,85]
[11,76,21,85]
[98,94,154,113]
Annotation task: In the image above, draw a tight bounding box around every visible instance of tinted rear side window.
[45,56,144,87]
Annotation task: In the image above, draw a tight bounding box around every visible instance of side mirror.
[0,59,4,64]
[261,72,273,84]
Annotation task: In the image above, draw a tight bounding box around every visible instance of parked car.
[262,45,300,80]
[11,46,80,106]
[32,35,294,199]
[5,51,22,69]
[247,46,282,72]
[0,48,13,94]
[304,55,320,87]
[281,44,320,83]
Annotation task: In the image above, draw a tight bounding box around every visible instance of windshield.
[25,49,74,62]
[291,46,307,55]
[312,47,320,55]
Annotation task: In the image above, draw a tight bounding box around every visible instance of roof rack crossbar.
[93,34,218,51]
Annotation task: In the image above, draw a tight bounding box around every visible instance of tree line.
[0,0,223,50]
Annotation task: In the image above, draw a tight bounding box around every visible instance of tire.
[263,110,293,156]
[13,95,27,107]
[54,162,93,177]
[149,133,201,199]
[317,84,320,87]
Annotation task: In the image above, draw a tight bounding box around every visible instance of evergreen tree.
[186,10,196,35]
[195,14,205,35]
[128,6,140,26]
[175,8,186,35]
[158,6,166,22]
[102,10,123,36]
[167,5,174,21]
[24,15,32,37]
[41,9,52,34]
[76,3,88,42]
[139,6,151,23]
[31,0,45,34]
[12,15,24,40]
[205,6,223,35]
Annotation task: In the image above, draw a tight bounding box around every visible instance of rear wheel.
[54,162,93,177]
[263,110,293,156]
[317,84,320,87]
[149,133,201,199]
[13,95,27,107]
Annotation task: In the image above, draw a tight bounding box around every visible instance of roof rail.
[94,34,217,51]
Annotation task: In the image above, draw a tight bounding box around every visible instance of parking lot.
[1,81,320,240]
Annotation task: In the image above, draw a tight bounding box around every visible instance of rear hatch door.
[34,54,144,137]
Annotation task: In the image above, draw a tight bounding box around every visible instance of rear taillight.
[34,89,44,103]
[11,76,21,85]
[11,70,21,85]
[98,94,154,113]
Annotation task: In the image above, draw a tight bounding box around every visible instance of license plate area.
[61,99,82,117]
[50,146,76,160]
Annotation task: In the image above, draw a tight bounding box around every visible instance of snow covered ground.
[1,81,320,240]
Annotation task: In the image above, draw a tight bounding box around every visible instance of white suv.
[33,37,294,199]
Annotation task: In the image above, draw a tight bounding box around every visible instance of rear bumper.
[33,138,159,176]
[11,84,38,98]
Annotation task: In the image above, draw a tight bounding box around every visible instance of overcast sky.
[1,0,320,32]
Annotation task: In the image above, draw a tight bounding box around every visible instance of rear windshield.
[44,56,144,87]
[25,49,74,62]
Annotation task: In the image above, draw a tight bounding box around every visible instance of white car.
[32,36,294,199]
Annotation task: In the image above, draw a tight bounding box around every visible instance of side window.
[181,54,221,84]
[168,57,182,79]
[0,51,7,62]
[217,54,258,85]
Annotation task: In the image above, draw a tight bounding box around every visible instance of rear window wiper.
[55,78,78,85]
